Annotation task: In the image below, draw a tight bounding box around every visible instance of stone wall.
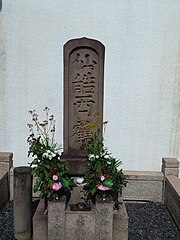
[123,170,164,202]
[0,152,13,209]
[0,170,8,209]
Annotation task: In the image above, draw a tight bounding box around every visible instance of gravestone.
[61,37,105,175]
[33,38,128,240]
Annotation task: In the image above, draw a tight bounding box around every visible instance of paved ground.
[0,201,179,240]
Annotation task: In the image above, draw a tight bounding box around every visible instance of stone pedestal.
[96,200,114,240]
[33,187,128,240]
[47,197,128,240]
[48,197,66,240]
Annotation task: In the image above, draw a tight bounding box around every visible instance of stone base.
[33,187,128,240]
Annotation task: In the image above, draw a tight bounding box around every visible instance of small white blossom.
[88,154,95,160]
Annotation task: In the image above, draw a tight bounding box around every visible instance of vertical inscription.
[70,49,99,146]
[62,37,104,174]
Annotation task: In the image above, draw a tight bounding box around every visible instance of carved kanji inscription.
[62,37,105,175]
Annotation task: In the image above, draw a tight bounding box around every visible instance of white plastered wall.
[0,0,180,173]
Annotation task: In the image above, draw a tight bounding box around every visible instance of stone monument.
[61,37,105,175]
[33,37,128,240]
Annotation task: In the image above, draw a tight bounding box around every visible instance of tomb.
[33,37,128,240]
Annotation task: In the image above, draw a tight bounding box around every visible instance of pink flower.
[52,175,58,181]
[97,184,111,191]
[52,182,62,191]
[100,175,106,181]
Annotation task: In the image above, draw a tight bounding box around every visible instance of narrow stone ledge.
[33,199,48,240]
[0,170,8,209]
[165,175,180,198]
[124,170,164,181]
[164,175,180,230]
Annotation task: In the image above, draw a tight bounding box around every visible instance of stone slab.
[33,199,48,240]
[162,158,179,168]
[124,170,164,180]
[123,171,164,202]
[164,175,180,230]
[48,199,66,240]
[65,208,96,240]
[0,152,13,162]
[113,202,128,240]
[161,165,179,177]
[0,170,8,209]
[0,160,13,172]
[96,201,114,240]
[62,37,105,175]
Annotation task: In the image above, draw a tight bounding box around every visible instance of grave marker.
[61,37,105,175]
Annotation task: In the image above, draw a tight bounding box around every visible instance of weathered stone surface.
[0,170,8,209]
[33,199,48,240]
[9,167,14,201]
[124,170,163,180]
[96,200,114,240]
[33,195,128,240]
[0,152,13,172]
[113,202,128,240]
[162,158,179,168]
[68,185,84,205]
[161,166,179,177]
[164,175,180,230]
[14,167,32,240]
[0,152,13,162]
[162,158,179,177]
[123,171,164,202]
[61,37,105,175]
[48,198,66,240]
[65,208,96,240]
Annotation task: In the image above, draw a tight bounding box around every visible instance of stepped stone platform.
[33,187,128,240]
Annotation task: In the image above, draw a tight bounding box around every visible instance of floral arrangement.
[81,117,126,208]
[27,107,73,202]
